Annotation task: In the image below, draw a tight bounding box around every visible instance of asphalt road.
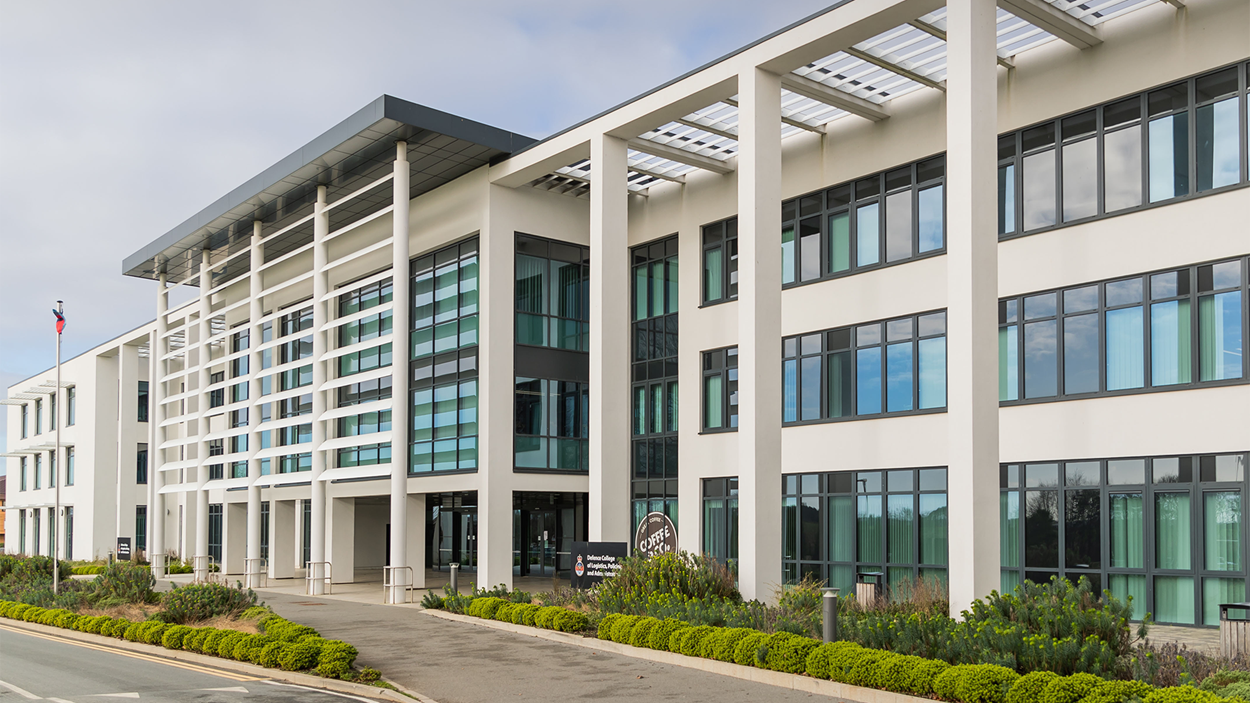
[0,624,384,703]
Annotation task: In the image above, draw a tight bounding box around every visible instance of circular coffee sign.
[634,511,678,558]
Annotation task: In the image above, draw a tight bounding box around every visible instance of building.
[3,323,155,561]
[6,0,1248,627]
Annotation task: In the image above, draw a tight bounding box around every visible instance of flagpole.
[54,301,63,594]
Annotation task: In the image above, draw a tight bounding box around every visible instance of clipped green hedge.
[0,599,367,681]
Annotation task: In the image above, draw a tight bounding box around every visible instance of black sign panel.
[633,511,678,558]
[570,541,627,589]
[116,537,132,561]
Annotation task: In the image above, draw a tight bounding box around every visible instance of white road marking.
[49,699,76,703]
[0,678,41,699]
[259,680,380,702]
[202,687,250,693]
[92,694,140,699]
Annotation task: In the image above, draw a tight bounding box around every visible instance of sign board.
[633,511,678,558]
[116,537,132,562]
[570,541,627,589]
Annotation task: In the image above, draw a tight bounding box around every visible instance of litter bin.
[1220,602,1250,657]
[856,572,883,606]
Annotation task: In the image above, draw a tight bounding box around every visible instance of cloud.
[0,0,835,418]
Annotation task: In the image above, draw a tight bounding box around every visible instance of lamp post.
[53,301,64,594]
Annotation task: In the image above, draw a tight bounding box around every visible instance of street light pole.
[54,300,63,594]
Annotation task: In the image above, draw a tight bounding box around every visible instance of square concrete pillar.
[945,0,1001,616]
[269,499,296,580]
[736,67,785,603]
[327,497,355,584]
[588,132,632,544]
[406,494,426,588]
[223,502,247,575]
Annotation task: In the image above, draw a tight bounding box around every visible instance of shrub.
[765,634,819,674]
[22,606,46,622]
[598,551,741,616]
[534,606,564,630]
[510,603,539,626]
[104,618,131,638]
[359,667,381,683]
[609,615,642,644]
[257,641,287,668]
[1008,671,1061,703]
[709,628,756,663]
[646,619,689,650]
[239,606,271,621]
[420,591,444,609]
[319,640,358,669]
[231,634,268,662]
[1084,680,1155,703]
[935,663,1020,703]
[317,660,350,679]
[279,642,320,671]
[672,625,716,656]
[825,641,871,683]
[86,616,111,634]
[732,631,770,668]
[262,617,319,643]
[122,622,145,642]
[1200,671,1250,696]
[908,657,951,696]
[493,603,517,623]
[144,623,169,645]
[598,613,623,640]
[202,629,230,656]
[92,561,157,604]
[1039,673,1104,703]
[552,610,589,633]
[160,582,258,624]
[1143,688,1225,703]
[627,617,661,648]
[215,631,247,658]
[162,625,192,649]
[184,628,215,653]
[845,649,895,688]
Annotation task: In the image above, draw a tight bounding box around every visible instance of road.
[0,624,384,703]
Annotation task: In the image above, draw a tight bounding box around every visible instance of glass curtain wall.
[782,468,948,595]
[702,478,739,566]
[1002,453,1248,625]
[514,378,589,471]
[632,237,679,533]
[411,238,479,473]
[515,235,590,351]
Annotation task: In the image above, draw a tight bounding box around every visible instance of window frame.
[700,346,738,433]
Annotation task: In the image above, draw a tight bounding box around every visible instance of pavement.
[0,624,386,703]
[257,590,831,703]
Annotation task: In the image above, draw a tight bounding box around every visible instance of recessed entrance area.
[513,492,586,578]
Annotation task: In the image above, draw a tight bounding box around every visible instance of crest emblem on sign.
[574,554,585,577]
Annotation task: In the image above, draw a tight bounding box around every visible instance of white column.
[736,67,784,603]
[406,494,425,588]
[309,185,329,593]
[224,502,246,574]
[269,499,295,579]
[115,343,135,545]
[194,249,211,580]
[246,221,264,587]
[327,497,355,584]
[477,185,515,590]
[151,273,168,575]
[945,0,1000,616]
[387,142,411,603]
[588,133,632,544]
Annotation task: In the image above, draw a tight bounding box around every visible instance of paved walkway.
[255,590,829,703]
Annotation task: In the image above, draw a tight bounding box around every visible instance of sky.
[0,0,839,456]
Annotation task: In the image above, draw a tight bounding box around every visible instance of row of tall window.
[782,468,949,593]
[516,235,590,351]
[1001,453,1248,625]
[632,238,679,532]
[1000,257,1246,402]
[15,507,72,559]
[1000,63,1248,237]
[15,450,74,490]
[17,388,76,439]
[411,239,480,474]
[515,378,588,471]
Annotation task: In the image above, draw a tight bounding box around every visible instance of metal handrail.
[150,552,169,578]
[383,565,415,604]
[244,557,268,588]
[304,561,332,595]
[191,554,213,582]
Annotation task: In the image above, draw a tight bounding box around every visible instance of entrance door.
[521,510,563,577]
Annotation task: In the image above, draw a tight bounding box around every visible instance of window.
[137,381,149,422]
[50,394,56,431]
[701,347,738,431]
[1000,258,1246,403]
[20,457,27,491]
[999,62,1249,238]
[260,502,270,560]
[338,343,392,377]
[32,510,40,555]
[702,478,739,566]
[229,435,248,454]
[632,237,679,534]
[231,354,249,379]
[64,507,73,560]
[515,234,589,351]
[1002,453,1247,625]
[701,218,737,304]
[19,510,27,555]
[279,365,312,391]
[337,443,391,468]
[277,423,311,447]
[66,447,74,486]
[135,506,147,552]
[21,403,28,438]
[783,468,948,592]
[338,312,392,347]
[208,504,223,564]
[137,444,148,485]
[280,306,313,337]
[49,452,56,488]
[209,371,225,408]
[514,378,588,471]
[230,408,248,429]
[278,393,312,419]
[340,279,393,316]
[231,328,250,353]
[66,387,75,426]
[34,454,42,490]
[230,461,248,479]
[411,238,480,474]
[337,411,392,468]
[280,452,312,474]
[338,377,391,407]
[784,311,946,424]
[35,398,42,434]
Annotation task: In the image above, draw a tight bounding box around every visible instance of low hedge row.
[0,600,359,680]
[459,597,589,633]
[586,613,1242,703]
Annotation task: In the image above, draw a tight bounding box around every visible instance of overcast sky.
[0,0,837,456]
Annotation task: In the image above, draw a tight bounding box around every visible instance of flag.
[53,309,65,334]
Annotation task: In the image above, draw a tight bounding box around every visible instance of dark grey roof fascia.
[122,95,536,277]
[505,0,855,161]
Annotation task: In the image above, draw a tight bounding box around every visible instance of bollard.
[822,587,840,643]
[450,563,460,593]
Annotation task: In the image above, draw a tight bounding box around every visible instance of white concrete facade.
[8,0,1249,625]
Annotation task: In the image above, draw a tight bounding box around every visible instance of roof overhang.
[123,95,535,285]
